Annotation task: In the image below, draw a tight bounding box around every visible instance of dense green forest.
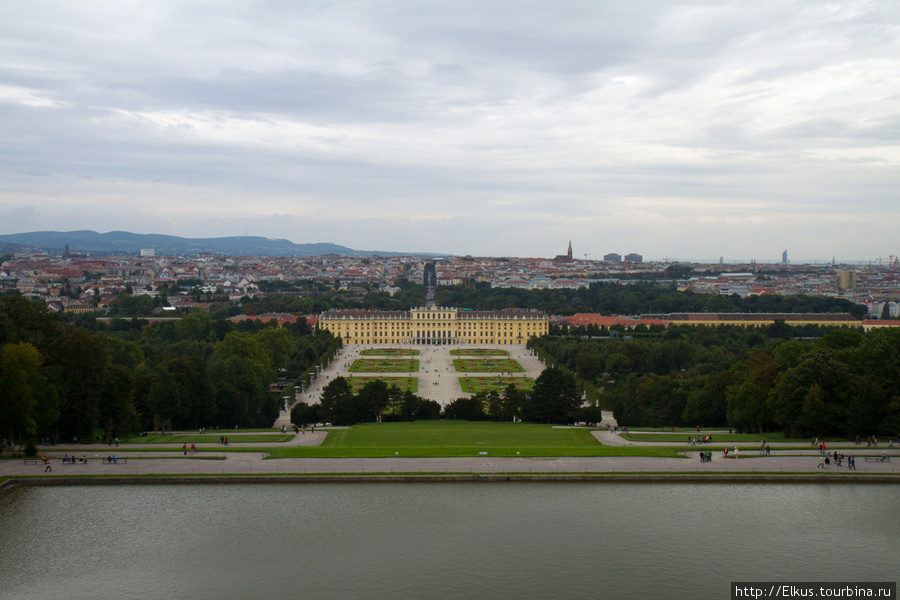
[0,296,340,448]
[183,280,868,318]
[529,324,900,438]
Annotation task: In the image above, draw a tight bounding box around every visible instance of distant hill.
[0,230,436,257]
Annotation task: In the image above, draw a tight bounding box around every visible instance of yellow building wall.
[319,308,549,345]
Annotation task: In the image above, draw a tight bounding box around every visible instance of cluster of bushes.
[292,377,441,426]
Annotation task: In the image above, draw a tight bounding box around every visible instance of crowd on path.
[818,452,857,469]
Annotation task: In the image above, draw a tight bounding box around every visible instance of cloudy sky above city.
[1,1,898,261]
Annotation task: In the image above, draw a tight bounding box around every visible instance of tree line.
[0,296,340,450]
[529,324,900,438]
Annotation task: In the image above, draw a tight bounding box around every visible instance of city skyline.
[1,1,898,262]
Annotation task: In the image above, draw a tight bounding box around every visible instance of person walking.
[43,458,51,473]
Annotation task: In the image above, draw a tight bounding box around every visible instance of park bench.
[864,456,890,462]
[101,458,128,464]
[23,458,43,465]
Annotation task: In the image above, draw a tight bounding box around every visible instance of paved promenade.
[3,454,897,477]
[3,434,896,478]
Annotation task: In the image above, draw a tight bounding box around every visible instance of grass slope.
[265,421,682,458]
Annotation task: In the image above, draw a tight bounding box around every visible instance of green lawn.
[458,377,534,393]
[348,377,418,393]
[350,358,419,372]
[453,358,523,373]
[450,349,510,356]
[264,421,682,458]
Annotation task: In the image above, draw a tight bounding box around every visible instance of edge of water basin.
[2,472,900,491]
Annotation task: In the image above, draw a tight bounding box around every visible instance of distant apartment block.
[603,253,622,262]
[624,253,643,263]
[836,270,857,290]
[140,249,155,257]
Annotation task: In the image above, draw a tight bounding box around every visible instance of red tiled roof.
[568,313,638,327]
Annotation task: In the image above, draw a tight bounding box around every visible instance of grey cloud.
[0,0,897,259]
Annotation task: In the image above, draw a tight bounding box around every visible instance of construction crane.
[583,253,589,262]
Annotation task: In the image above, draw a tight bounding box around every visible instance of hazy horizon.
[2,1,898,261]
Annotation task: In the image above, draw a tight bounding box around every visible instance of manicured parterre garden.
[453,358,523,373]
[350,358,419,372]
[459,376,534,394]
[348,376,418,394]
[450,349,509,356]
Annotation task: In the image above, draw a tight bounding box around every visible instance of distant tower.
[567,240,573,261]
[423,262,437,308]
[782,249,788,265]
[63,243,70,258]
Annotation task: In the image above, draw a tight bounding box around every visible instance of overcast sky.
[1,1,898,261]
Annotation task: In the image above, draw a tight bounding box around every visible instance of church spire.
[567,239,572,260]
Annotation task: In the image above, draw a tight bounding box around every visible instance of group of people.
[182,442,196,455]
[698,450,714,463]
[722,447,740,459]
[688,436,713,445]
[852,435,897,447]
[61,454,87,464]
[818,451,857,469]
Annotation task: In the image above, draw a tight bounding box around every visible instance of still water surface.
[1,483,897,600]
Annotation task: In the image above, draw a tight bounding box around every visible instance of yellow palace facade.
[318,306,549,345]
